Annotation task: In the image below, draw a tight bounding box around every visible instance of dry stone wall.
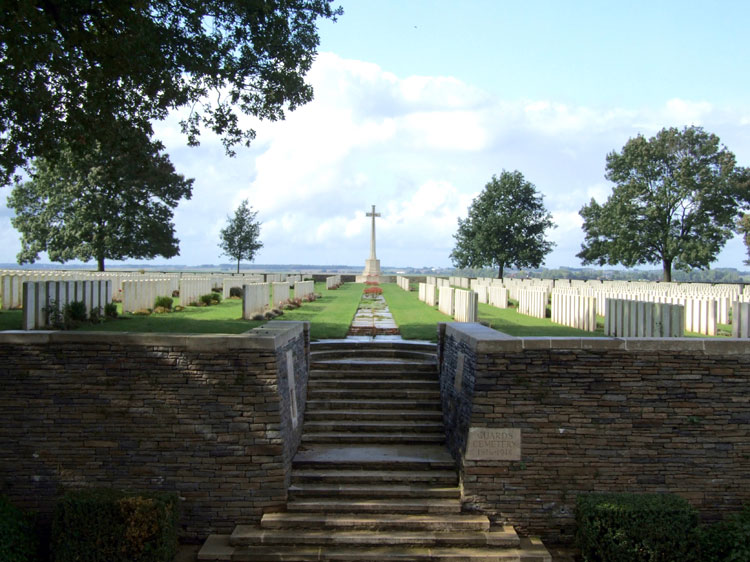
[0,322,309,540]
[438,322,750,545]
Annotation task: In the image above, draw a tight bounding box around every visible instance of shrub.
[698,505,750,562]
[63,301,88,324]
[576,493,698,562]
[0,495,38,562]
[251,313,265,321]
[89,306,104,324]
[199,294,214,306]
[52,488,178,562]
[229,286,243,298]
[363,287,383,295]
[171,290,180,298]
[264,311,276,320]
[211,292,222,304]
[104,302,118,318]
[154,296,173,310]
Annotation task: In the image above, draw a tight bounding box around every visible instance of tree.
[0,0,342,185]
[578,126,750,282]
[7,128,193,271]
[739,213,750,266]
[219,200,263,273]
[450,170,555,279]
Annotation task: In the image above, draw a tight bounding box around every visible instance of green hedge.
[0,495,38,562]
[698,505,750,562]
[52,489,178,562]
[576,493,698,562]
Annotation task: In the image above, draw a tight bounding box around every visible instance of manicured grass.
[478,302,605,337]
[380,283,453,342]
[0,308,22,330]
[79,297,262,334]
[276,282,363,340]
[381,283,606,340]
[74,282,362,340]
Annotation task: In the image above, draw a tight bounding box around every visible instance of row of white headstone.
[0,269,314,309]
[241,281,315,319]
[396,276,410,291]
[22,280,112,330]
[326,275,342,289]
[414,283,478,322]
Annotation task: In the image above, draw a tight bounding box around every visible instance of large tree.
[451,170,555,279]
[0,0,342,185]
[7,128,193,271]
[578,126,750,282]
[219,200,263,273]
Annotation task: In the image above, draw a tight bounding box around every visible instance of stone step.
[291,469,457,486]
[229,526,519,548]
[308,369,438,381]
[311,350,437,363]
[310,361,437,372]
[199,535,552,561]
[306,399,441,411]
[303,421,444,434]
[311,342,437,354]
[307,388,440,400]
[260,512,489,532]
[309,378,439,390]
[292,445,456,471]
[302,432,445,445]
[304,409,443,422]
[286,498,462,514]
[288,483,460,500]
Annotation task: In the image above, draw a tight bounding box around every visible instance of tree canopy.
[450,170,555,279]
[7,128,193,271]
[219,200,263,273]
[0,0,342,185]
[578,126,750,282]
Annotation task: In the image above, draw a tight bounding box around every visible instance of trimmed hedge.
[52,489,178,562]
[699,505,750,562]
[576,492,698,562]
[0,495,38,562]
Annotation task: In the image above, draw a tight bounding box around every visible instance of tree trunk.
[662,258,672,282]
[236,258,240,274]
[97,255,105,272]
[497,263,504,279]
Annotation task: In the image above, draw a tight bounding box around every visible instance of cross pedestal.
[357,205,382,282]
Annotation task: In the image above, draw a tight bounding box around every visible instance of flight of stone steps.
[198,341,551,561]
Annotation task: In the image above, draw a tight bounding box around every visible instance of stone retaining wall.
[0,322,309,540]
[438,322,750,544]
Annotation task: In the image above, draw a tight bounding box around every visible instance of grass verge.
[276,282,363,340]
[381,283,607,339]
[380,283,452,342]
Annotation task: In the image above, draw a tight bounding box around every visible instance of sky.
[1,0,750,270]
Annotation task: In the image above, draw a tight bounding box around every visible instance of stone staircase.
[198,341,551,561]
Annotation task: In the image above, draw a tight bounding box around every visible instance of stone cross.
[366,205,380,260]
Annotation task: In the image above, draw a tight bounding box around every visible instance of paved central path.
[199,342,551,561]
[347,293,400,338]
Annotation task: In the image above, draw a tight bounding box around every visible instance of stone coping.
[443,322,750,355]
[0,320,307,351]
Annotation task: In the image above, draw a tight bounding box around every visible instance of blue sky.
[1,0,749,270]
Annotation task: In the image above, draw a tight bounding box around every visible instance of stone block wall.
[0,321,309,540]
[439,322,750,544]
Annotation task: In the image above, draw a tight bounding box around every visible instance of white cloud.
[2,53,749,270]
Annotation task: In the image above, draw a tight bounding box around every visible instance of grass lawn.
[379,283,453,342]
[381,283,607,340]
[478,302,605,337]
[0,282,363,340]
[274,282,363,340]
